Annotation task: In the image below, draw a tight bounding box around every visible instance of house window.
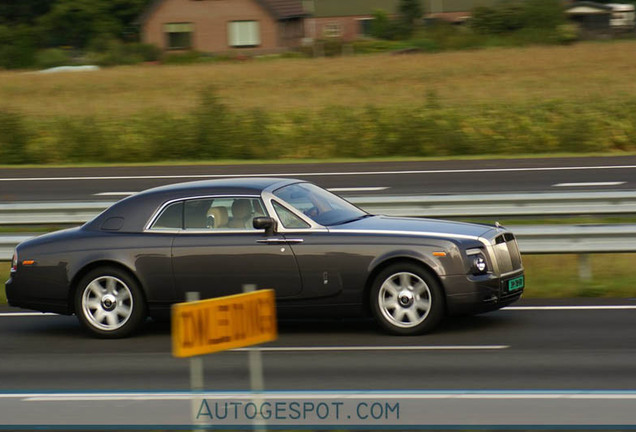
[228,21,261,47]
[164,23,193,49]
[323,22,342,38]
[357,18,374,37]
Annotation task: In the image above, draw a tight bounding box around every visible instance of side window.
[273,201,310,229]
[184,199,215,229]
[183,197,265,231]
[151,201,183,230]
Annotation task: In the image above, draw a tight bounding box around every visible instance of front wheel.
[370,264,444,335]
[74,267,147,338]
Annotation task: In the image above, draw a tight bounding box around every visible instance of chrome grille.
[493,233,523,274]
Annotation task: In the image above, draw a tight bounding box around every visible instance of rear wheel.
[74,267,146,338]
[370,263,444,335]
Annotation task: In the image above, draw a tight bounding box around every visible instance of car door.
[269,200,345,299]
[171,196,303,300]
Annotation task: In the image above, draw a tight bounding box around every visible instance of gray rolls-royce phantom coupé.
[6,178,524,338]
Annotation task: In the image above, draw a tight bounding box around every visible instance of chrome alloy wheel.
[377,272,432,329]
[81,276,133,331]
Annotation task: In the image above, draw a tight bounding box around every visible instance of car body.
[5,178,524,337]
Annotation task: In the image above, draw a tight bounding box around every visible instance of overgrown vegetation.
[1,88,636,164]
[2,40,636,163]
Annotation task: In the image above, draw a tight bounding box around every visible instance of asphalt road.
[2,155,636,201]
[2,299,636,392]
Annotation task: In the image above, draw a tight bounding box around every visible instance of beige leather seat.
[206,206,228,229]
[228,199,253,229]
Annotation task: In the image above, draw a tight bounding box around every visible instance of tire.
[370,263,444,335]
[74,267,147,338]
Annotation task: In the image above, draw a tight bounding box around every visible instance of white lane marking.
[2,164,636,182]
[233,345,508,352]
[14,391,636,402]
[0,312,57,317]
[553,182,626,187]
[93,192,137,196]
[505,305,636,310]
[327,187,389,192]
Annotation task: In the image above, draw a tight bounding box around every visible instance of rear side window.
[151,201,183,230]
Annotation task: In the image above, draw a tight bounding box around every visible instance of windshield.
[273,183,368,226]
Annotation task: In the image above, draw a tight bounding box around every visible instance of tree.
[399,0,422,26]
[37,0,120,48]
[0,0,56,25]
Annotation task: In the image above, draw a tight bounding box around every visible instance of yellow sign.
[171,289,277,358]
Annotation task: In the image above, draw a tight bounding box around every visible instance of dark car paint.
[6,178,524,320]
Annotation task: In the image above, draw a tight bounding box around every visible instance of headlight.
[467,248,488,275]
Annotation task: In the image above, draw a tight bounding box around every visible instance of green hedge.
[2,90,636,164]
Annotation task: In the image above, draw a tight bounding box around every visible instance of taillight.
[10,251,17,273]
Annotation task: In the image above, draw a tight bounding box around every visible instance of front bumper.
[442,269,525,315]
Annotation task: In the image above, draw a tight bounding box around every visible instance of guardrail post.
[578,254,592,282]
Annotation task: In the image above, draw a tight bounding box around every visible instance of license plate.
[507,276,524,292]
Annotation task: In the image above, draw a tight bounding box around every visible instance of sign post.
[172,288,277,430]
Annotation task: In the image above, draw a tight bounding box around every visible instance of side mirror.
[253,216,277,236]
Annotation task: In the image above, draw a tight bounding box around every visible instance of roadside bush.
[471,4,527,34]
[0,110,31,164]
[87,39,145,66]
[161,51,213,65]
[0,25,38,69]
[370,9,413,40]
[6,95,636,164]
[125,43,162,62]
[35,48,72,69]
[471,0,566,35]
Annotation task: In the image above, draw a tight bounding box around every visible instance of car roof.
[84,177,300,232]
[138,177,297,197]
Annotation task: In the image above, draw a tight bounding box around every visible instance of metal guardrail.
[1,225,635,261]
[3,191,636,225]
[2,192,636,262]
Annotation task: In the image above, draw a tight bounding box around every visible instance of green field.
[3,41,636,117]
[3,41,636,163]
[1,254,635,306]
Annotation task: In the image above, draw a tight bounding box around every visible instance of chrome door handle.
[284,239,304,244]
[256,238,304,245]
[257,238,287,245]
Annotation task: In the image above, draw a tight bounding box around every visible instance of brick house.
[303,0,493,42]
[303,0,403,41]
[138,0,306,53]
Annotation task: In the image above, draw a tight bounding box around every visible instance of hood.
[328,215,494,240]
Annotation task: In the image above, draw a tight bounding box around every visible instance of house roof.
[305,0,402,17]
[136,0,306,25]
[257,0,306,19]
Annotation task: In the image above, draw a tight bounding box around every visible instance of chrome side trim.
[330,229,481,241]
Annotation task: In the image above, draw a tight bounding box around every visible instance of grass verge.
[0,263,7,304]
[0,255,635,306]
